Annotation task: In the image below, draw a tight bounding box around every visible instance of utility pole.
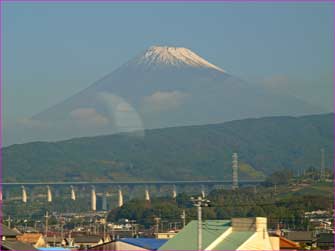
[94,218,97,234]
[191,196,210,251]
[24,219,28,232]
[197,202,202,251]
[320,148,325,181]
[7,215,11,228]
[154,217,161,234]
[129,220,136,237]
[181,210,186,228]
[103,213,107,240]
[59,215,64,241]
[44,211,49,236]
[53,234,56,247]
[111,223,115,240]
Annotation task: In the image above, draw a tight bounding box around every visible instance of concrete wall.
[155,232,176,239]
[231,217,279,250]
[232,217,267,232]
[115,241,148,250]
[269,236,280,250]
[237,231,279,250]
[89,241,148,251]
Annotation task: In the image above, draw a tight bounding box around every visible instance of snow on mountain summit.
[129,46,225,72]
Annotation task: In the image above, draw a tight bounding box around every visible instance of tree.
[265,169,293,186]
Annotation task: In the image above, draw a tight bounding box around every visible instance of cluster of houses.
[282,231,334,250]
[304,209,333,233]
[1,216,334,250]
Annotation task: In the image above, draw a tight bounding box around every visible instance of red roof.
[280,236,300,249]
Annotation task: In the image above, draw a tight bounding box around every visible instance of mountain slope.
[3,113,333,182]
[8,46,324,145]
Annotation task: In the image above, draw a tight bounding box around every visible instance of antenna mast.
[232,152,239,190]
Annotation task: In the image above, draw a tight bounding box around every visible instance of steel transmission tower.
[320,148,325,181]
[232,152,239,190]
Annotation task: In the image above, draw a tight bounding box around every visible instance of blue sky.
[2,1,334,125]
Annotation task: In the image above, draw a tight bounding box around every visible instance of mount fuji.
[11,46,324,144]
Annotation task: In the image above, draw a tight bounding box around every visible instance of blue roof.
[121,238,168,250]
[38,248,72,251]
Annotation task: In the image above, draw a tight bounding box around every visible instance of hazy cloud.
[99,92,144,134]
[262,74,332,112]
[70,108,109,127]
[262,75,290,89]
[142,90,189,112]
[17,118,44,128]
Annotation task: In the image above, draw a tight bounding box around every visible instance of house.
[70,235,104,248]
[1,240,39,250]
[1,224,38,250]
[37,248,73,251]
[119,238,168,250]
[107,229,135,238]
[17,233,47,248]
[1,224,20,239]
[158,217,279,250]
[89,238,168,251]
[45,235,66,247]
[278,236,300,250]
[316,233,334,250]
[154,231,177,239]
[285,231,315,246]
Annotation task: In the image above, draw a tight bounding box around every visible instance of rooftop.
[286,231,314,241]
[73,235,102,243]
[158,220,231,250]
[1,224,20,237]
[213,231,254,250]
[121,238,168,250]
[17,233,43,244]
[279,236,301,249]
[1,239,38,250]
[37,248,72,251]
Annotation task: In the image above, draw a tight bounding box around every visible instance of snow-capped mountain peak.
[130,46,225,72]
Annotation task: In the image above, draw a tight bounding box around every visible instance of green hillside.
[3,113,333,182]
